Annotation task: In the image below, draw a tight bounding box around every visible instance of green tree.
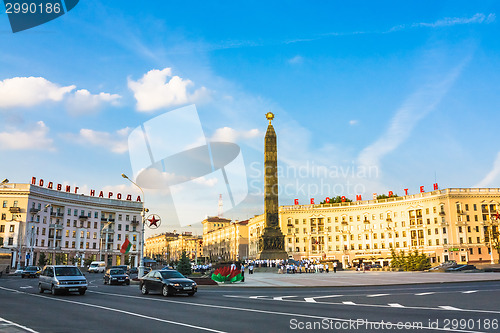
[320,196,353,204]
[376,194,399,200]
[38,252,47,267]
[177,251,191,276]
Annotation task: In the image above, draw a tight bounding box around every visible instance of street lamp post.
[122,173,146,278]
[488,216,498,264]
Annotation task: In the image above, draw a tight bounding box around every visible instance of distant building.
[0,183,142,268]
[247,188,500,267]
[202,216,249,262]
[144,232,203,263]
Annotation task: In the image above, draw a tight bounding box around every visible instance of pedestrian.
[249,263,254,274]
[362,262,365,273]
[240,263,245,282]
[333,261,337,273]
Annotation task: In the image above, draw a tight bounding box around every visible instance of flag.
[120,238,132,254]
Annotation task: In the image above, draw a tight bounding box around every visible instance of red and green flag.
[120,238,132,254]
[211,266,243,283]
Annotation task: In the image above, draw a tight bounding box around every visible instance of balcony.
[131,219,139,225]
[9,207,21,213]
[101,218,108,222]
[439,211,446,216]
[29,208,40,214]
[386,218,392,222]
[79,215,88,220]
[108,218,115,222]
[55,235,62,240]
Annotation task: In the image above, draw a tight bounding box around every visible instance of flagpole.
[122,174,146,278]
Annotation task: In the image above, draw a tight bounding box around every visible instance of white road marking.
[342,301,356,305]
[249,296,266,299]
[461,290,478,294]
[273,296,296,301]
[388,303,405,308]
[19,286,33,289]
[439,306,462,311]
[0,286,226,333]
[304,295,344,303]
[0,316,38,333]
[367,294,389,297]
[415,292,435,296]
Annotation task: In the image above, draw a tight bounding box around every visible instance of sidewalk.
[216,270,500,287]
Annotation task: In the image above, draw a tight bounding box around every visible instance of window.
[80,231,84,238]
[125,225,129,231]
[118,214,122,221]
[126,215,130,221]
[118,224,122,231]
[73,221,77,227]
[118,234,121,241]
[72,241,75,249]
[133,235,137,241]
[426,208,429,214]
[94,222,97,229]
[93,232,97,239]
[443,228,447,234]
[478,248,482,254]
[74,209,77,216]
[94,212,98,218]
[459,226,463,233]
[65,230,69,237]
[72,231,76,238]
[9,225,14,233]
[67,209,71,215]
[13,201,18,207]
[0,225,3,233]
[66,219,70,227]
[2,200,7,208]
[1,213,5,220]
[8,237,13,245]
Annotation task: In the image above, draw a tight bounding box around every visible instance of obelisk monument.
[257,112,288,260]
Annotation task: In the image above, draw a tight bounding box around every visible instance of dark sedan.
[103,268,130,285]
[139,269,197,297]
[21,266,40,278]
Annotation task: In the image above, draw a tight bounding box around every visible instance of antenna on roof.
[218,194,223,217]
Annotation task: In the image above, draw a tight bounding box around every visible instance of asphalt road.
[1,274,500,333]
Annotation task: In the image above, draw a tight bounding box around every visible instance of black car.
[139,269,197,297]
[110,265,130,274]
[21,266,41,278]
[103,268,130,285]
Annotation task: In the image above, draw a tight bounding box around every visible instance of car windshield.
[90,264,98,267]
[55,267,83,276]
[110,269,124,275]
[26,266,38,271]
[160,271,185,279]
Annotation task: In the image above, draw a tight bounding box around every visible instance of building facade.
[0,183,143,268]
[202,216,249,262]
[144,232,203,263]
[247,188,500,267]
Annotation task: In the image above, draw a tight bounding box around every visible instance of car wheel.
[162,285,169,297]
[38,284,44,294]
[21,275,25,279]
[126,281,130,286]
[187,292,195,296]
[79,289,86,295]
[141,284,149,295]
[51,285,57,296]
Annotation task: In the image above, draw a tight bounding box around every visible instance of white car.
[14,266,26,275]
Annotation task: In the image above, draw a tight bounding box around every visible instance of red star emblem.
[148,215,160,227]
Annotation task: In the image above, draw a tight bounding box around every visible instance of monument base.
[256,227,289,260]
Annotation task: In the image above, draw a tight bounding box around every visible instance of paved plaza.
[221,270,500,287]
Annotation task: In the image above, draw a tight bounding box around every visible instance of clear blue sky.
[1,1,499,235]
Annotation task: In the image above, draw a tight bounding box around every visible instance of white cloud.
[476,152,500,187]
[357,60,468,168]
[68,127,131,154]
[66,89,121,115]
[211,127,261,143]
[390,13,496,32]
[128,68,210,112]
[288,55,304,64]
[0,77,75,108]
[0,121,54,151]
[349,120,358,126]
[192,176,218,187]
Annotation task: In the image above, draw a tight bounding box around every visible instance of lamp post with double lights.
[121,173,146,278]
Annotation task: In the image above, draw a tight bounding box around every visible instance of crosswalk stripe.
[304,298,316,303]
[415,292,435,296]
[249,296,266,299]
[388,303,404,308]
[343,301,356,305]
[367,294,389,297]
[439,306,462,311]
[461,290,478,294]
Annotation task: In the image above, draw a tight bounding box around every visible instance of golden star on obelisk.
[266,112,274,124]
